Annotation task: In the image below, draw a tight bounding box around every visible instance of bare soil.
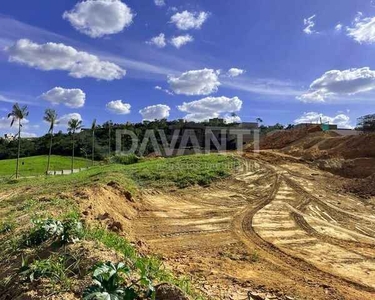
[133,152,375,300]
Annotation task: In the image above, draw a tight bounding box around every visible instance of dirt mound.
[67,183,142,239]
[258,126,322,150]
[314,158,375,178]
[155,283,189,300]
[283,132,375,160]
[344,174,375,199]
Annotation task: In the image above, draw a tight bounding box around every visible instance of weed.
[0,221,15,234]
[19,255,71,287]
[249,250,259,263]
[84,227,137,260]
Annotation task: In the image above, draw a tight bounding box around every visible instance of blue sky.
[1,0,375,137]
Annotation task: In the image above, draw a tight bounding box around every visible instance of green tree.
[91,119,96,166]
[43,109,58,174]
[8,103,29,179]
[67,118,83,173]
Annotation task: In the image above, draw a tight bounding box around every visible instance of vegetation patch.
[0,155,91,177]
[125,154,238,188]
[0,154,234,299]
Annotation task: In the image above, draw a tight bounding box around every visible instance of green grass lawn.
[0,155,91,177]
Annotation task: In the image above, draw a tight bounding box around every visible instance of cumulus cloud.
[295,112,352,129]
[177,96,242,122]
[63,0,134,38]
[56,113,82,128]
[147,33,166,48]
[170,34,194,48]
[139,104,170,120]
[224,114,241,124]
[106,100,131,114]
[303,15,317,35]
[168,68,220,96]
[226,68,245,77]
[154,0,165,7]
[170,11,209,30]
[347,13,375,44]
[0,117,37,137]
[297,67,375,102]
[7,39,126,81]
[0,117,12,129]
[41,87,85,108]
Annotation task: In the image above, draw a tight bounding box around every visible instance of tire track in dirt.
[244,158,375,293]
[135,156,375,299]
[233,171,373,298]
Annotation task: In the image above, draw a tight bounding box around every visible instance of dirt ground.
[134,152,375,300]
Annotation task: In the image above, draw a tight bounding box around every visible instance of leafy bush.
[25,219,63,246]
[83,261,157,300]
[112,154,140,165]
[62,218,84,244]
[83,262,137,300]
[24,217,83,246]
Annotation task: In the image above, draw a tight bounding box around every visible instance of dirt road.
[135,152,375,300]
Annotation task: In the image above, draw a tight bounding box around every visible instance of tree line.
[2,103,291,178]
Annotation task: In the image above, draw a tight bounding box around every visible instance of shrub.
[83,262,139,300]
[112,154,140,165]
[24,217,83,246]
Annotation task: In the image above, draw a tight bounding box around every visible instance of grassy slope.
[0,155,91,177]
[0,154,238,299]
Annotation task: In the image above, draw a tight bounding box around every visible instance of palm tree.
[108,120,112,157]
[44,109,58,174]
[8,103,29,179]
[67,118,83,173]
[91,119,96,166]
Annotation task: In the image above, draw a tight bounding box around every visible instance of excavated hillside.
[255,129,375,198]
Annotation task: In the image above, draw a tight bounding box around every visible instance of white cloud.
[170,34,194,48]
[147,33,166,48]
[177,96,242,122]
[41,87,85,108]
[168,68,220,96]
[335,23,343,32]
[154,0,165,7]
[106,100,131,114]
[154,85,173,95]
[224,113,241,124]
[0,117,12,129]
[139,104,170,120]
[294,112,352,129]
[303,15,317,35]
[7,39,126,81]
[63,0,134,38]
[57,113,83,128]
[227,68,245,77]
[347,13,375,44]
[0,117,37,137]
[170,11,209,30]
[297,67,375,102]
